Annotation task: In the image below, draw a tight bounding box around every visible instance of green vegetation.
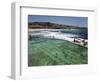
[28,39,88,66]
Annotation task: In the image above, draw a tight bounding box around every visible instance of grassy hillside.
[28,39,88,66]
[28,22,86,29]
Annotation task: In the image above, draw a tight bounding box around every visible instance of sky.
[28,15,88,27]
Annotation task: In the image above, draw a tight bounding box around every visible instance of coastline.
[29,29,88,48]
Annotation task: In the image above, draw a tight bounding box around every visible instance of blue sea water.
[29,28,88,41]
